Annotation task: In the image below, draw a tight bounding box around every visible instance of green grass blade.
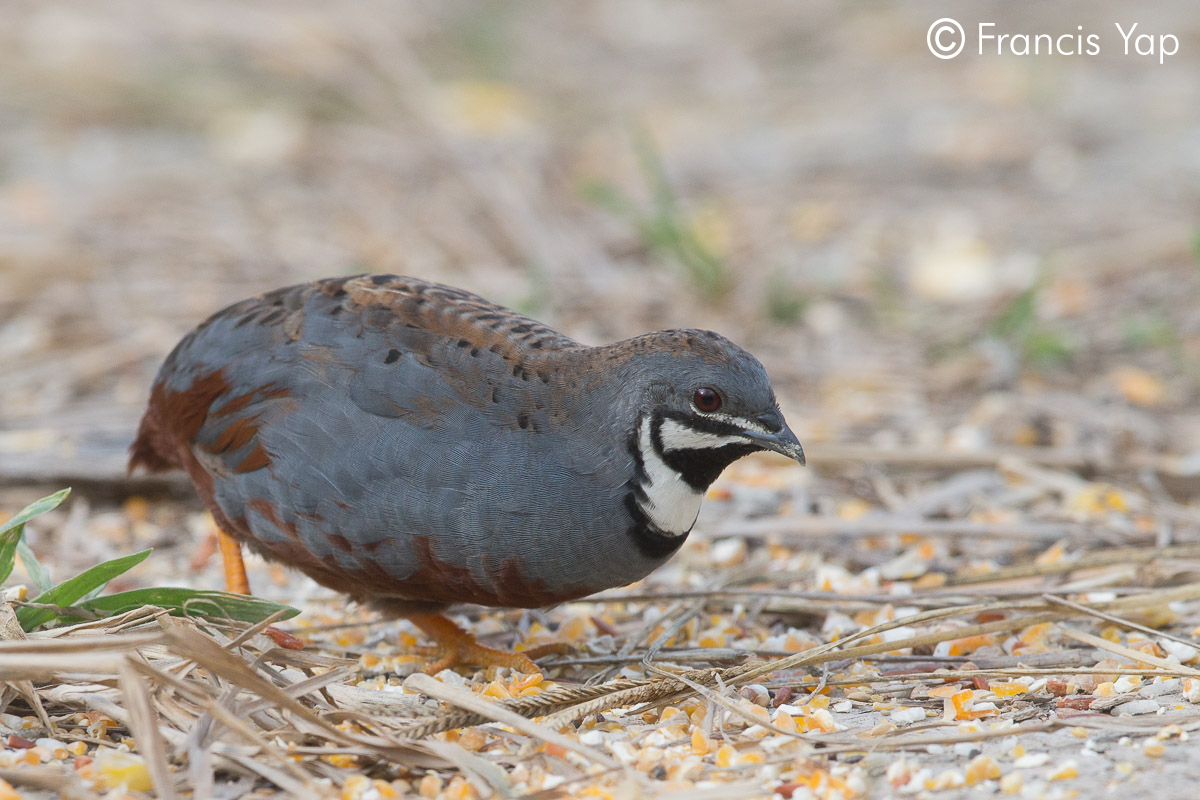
[4,489,71,593]
[70,588,300,625]
[17,549,152,631]
[0,488,70,538]
[0,526,22,586]
[16,539,53,595]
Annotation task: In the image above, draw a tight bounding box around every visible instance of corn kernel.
[950,689,974,720]
[1143,739,1165,757]
[783,634,811,652]
[991,681,1029,698]
[373,779,401,799]
[1017,622,1053,645]
[509,672,543,694]
[807,708,838,733]
[453,727,484,752]
[1113,675,1143,694]
[715,744,735,768]
[1049,761,1078,780]
[445,776,477,800]
[690,728,711,756]
[1156,724,1183,741]
[578,787,615,800]
[804,694,831,709]
[774,710,798,734]
[481,681,511,699]
[1000,773,1022,794]
[93,749,153,792]
[418,773,442,798]
[928,770,965,790]
[334,630,365,647]
[964,755,1001,785]
[945,634,997,656]
[342,775,371,800]
[1070,727,1089,738]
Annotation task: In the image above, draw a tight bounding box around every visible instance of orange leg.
[217,530,251,595]
[410,613,544,674]
[216,530,304,650]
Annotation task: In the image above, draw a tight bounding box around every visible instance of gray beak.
[741,414,806,465]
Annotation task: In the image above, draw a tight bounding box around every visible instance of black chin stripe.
[663,443,757,490]
[623,491,688,560]
[650,411,759,491]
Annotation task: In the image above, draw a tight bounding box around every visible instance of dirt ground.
[2,2,1200,798]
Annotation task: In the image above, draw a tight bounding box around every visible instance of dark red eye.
[693,387,722,413]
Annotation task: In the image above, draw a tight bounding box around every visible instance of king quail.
[130,275,804,672]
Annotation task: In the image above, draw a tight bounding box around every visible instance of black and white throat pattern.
[631,412,764,541]
[634,415,706,537]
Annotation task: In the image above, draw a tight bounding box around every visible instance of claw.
[409,613,542,674]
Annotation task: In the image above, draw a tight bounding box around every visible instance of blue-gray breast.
[130,275,804,614]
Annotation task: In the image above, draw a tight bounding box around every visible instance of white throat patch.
[636,417,703,536]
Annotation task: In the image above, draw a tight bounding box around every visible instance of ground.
[2,1,1200,798]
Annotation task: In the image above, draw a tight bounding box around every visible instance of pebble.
[890,706,926,726]
[1111,699,1160,717]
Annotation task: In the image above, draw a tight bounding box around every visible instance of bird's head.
[613,329,804,493]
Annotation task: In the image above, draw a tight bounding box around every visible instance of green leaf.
[0,527,21,587]
[579,179,637,217]
[16,539,52,595]
[17,549,152,631]
[991,284,1038,339]
[0,489,70,539]
[2,489,70,593]
[1023,329,1074,366]
[69,588,300,625]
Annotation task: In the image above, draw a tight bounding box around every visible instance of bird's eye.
[693,387,722,413]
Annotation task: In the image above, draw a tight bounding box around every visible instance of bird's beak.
[741,420,806,466]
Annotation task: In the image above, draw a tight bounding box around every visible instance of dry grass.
[5,457,1200,798]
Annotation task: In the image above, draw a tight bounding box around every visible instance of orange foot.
[409,613,568,675]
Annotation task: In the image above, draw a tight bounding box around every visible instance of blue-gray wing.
[133,275,647,607]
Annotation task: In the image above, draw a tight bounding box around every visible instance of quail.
[130,275,804,671]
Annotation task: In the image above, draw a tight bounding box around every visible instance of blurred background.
[2,0,1199,503]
